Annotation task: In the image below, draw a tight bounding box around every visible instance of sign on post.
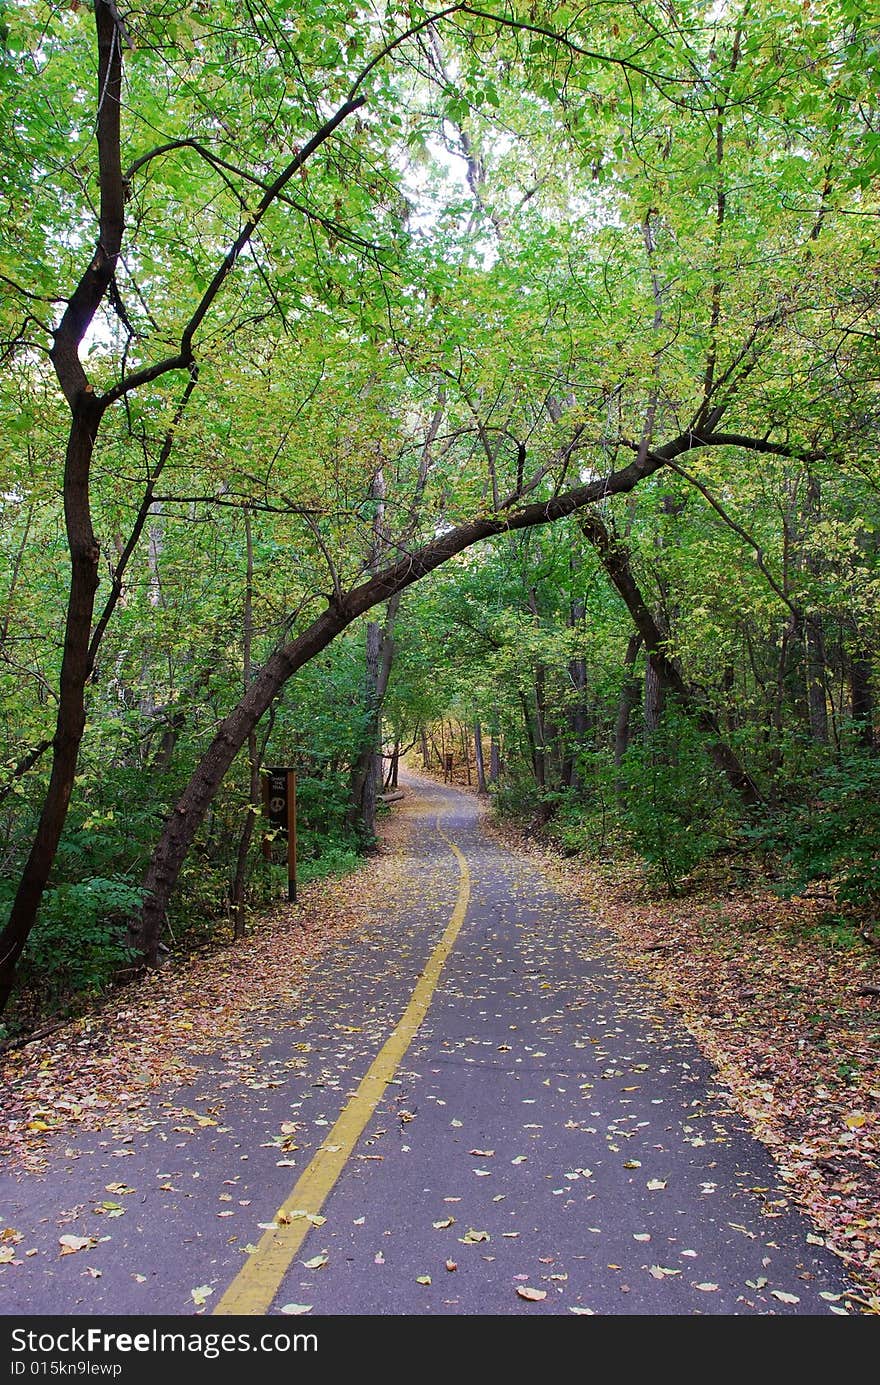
[262,766,297,903]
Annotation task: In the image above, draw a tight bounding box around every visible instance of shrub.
[615,710,732,893]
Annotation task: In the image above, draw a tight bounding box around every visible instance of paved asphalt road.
[0,774,854,1316]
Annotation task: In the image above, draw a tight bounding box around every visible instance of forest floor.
[2,782,878,1308]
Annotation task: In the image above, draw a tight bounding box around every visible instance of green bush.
[767,744,880,914]
[6,875,142,1008]
[615,710,731,893]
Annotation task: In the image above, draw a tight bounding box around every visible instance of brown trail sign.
[262,766,297,903]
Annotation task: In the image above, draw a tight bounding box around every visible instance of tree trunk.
[578,513,762,806]
[564,645,589,790]
[0,1,125,1014]
[851,651,874,748]
[460,722,472,785]
[489,734,500,785]
[614,633,642,805]
[474,721,487,793]
[347,620,382,840]
[0,413,101,1011]
[805,616,829,744]
[644,655,665,734]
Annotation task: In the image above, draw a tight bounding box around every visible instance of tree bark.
[347,620,383,841]
[578,513,762,806]
[0,2,124,1014]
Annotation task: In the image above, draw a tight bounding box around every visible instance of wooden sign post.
[262,766,297,903]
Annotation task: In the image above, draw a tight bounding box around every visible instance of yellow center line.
[214,818,470,1316]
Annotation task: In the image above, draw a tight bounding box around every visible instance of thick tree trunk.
[348,590,401,838]
[0,414,101,1011]
[0,2,126,1013]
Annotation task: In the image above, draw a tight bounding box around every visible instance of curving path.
[0,774,853,1316]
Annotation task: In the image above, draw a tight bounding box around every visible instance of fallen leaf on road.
[569,1306,595,1315]
[433,1218,455,1229]
[191,1285,213,1306]
[770,1289,800,1305]
[459,1229,490,1244]
[516,1286,547,1302]
[694,1283,719,1292]
[445,1260,457,1272]
[468,1149,495,1157]
[280,1304,312,1315]
[59,1235,95,1256]
[302,1254,328,1270]
[416,1275,431,1285]
[647,1179,667,1191]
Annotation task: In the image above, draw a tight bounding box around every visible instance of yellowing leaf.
[416,1275,431,1285]
[844,1112,867,1129]
[459,1229,490,1244]
[516,1286,547,1301]
[59,1235,95,1256]
[770,1290,800,1304]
